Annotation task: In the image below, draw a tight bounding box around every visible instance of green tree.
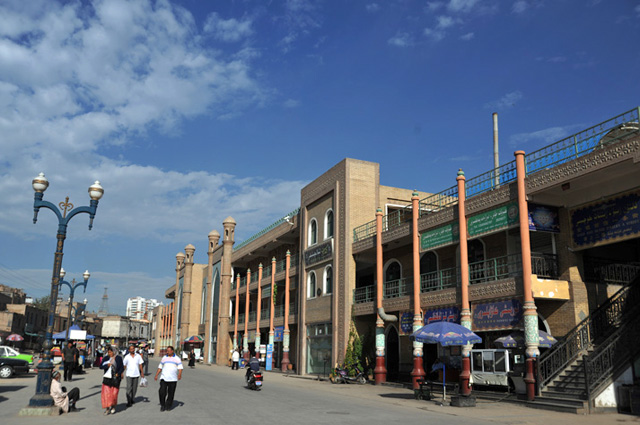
[33,295,51,311]
[344,324,363,376]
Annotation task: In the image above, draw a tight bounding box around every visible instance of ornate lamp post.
[27,173,103,409]
[59,268,90,343]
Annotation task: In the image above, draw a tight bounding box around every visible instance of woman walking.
[188,349,196,368]
[100,346,124,415]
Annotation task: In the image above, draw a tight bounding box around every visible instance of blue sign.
[472,299,522,331]
[571,191,640,248]
[529,203,560,233]
[423,306,460,325]
[274,326,284,342]
[266,344,273,371]
[400,312,413,335]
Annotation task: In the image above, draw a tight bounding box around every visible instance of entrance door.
[386,327,399,381]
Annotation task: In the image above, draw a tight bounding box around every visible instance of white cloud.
[0,0,309,249]
[447,0,480,13]
[424,27,445,41]
[484,91,524,110]
[203,12,253,42]
[635,5,640,17]
[436,16,456,29]
[388,32,414,47]
[509,125,584,147]
[284,98,300,108]
[366,3,380,13]
[426,2,445,12]
[460,32,475,40]
[512,1,529,14]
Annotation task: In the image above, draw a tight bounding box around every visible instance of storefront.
[307,323,332,375]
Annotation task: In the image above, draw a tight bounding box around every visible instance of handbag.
[103,365,119,387]
[139,377,148,388]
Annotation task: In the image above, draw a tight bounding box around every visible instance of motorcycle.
[331,365,367,385]
[246,369,263,391]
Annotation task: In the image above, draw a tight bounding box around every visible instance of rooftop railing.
[234,207,300,252]
[352,107,640,243]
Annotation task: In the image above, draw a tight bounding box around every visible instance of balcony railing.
[354,286,374,304]
[420,267,459,292]
[352,107,640,243]
[531,253,559,279]
[275,253,299,274]
[584,257,640,285]
[274,303,297,318]
[234,207,300,251]
[384,277,413,299]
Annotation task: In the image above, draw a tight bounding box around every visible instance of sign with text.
[423,306,460,325]
[304,239,333,267]
[571,190,640,249]
[421,222,459,251]
[529,203,560,233]
[472,299,522,331]
[468,203,519,237]
[266,344,273,371]
[400,312,414,336]
[274,326,284,342]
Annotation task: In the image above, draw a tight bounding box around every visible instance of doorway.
[386,326,399,381]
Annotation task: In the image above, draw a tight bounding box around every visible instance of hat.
[52,370,61,379]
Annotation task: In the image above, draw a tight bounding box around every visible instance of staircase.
[535,265,640,414]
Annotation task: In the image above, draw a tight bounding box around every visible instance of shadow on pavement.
[79,390,101,401]
[0,385,27,394]
[379,393,416,400]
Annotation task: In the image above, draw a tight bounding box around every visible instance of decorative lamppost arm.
[59,270,90,343]
[27,173,103,409]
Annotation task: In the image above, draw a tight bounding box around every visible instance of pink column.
[374,208,387,384]
[515,150,539,401]
[244,269,251,360]
[281,251,291,372]
[457,169,473,396]
[255,264,263,350]
[269,257,276,347]
[233,274,240,350]
[410,191,425,389]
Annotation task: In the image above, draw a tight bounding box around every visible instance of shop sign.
[247,330,256,343]
[304,239,333,267]
[423,306,460,325]
[421,222,459,251]
[529,203,560,233]
[472,299,522,331]
[468,203,519,237]
[399,312,414,336]
[274,326,284,342]
[570,190,640,249]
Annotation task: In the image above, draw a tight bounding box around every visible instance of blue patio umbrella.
[411,322,482,400]
[494,330,557,348]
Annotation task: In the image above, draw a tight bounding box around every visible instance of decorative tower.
[174,252,185,349]
[98,287,109,317]
[204,230,220,364]
[180,244,195,347]
[216,216,236,365]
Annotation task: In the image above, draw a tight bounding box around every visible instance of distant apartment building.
[126,296,161,320]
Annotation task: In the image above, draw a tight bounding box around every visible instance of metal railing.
[383,277,413,299]
[469,254,522,285]
[275,253,298,274]
[234,207,300,251]
[531,253,559,279]
[584,257,640,285]
[273,303,297,318]
[240,276,246,287]
[352,107,640,243]
[420,267,459,292]
[237,313,244,324]
[537,278,640,391]
[383,207,413,233]
[353,286,374,304]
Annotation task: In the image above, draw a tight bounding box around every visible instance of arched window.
[323,265,333,295]
[309,218,318,246]
[324,209,334,239]
[307,271,317,299]
[420,252,438,274]
[384,260,402,282]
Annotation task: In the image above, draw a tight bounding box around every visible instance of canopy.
[184,335,204,343]
[494,330,557,348]
[411,322,482,346]
[6,334,24,341]
[52,325,95,340]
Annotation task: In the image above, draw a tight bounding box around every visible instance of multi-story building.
[126,296,161,320]
[161,107,640,413]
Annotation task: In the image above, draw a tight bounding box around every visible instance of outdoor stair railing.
[537,274,640,391]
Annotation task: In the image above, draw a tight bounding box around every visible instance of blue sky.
[0,0,638,315]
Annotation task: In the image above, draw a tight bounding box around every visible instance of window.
[309,218,318,246]
[307,271,317,299]
[323,265,333,295]
[384,260,401,282]
[324,209,334,239]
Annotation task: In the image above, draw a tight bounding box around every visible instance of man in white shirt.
[123,344,144,407]
[154,345,183,412]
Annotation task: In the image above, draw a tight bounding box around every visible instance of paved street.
[0,359,637,425]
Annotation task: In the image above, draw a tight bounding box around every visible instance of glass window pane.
[482,351,494,373]
[495,351,506,372]
[472,352,483,371]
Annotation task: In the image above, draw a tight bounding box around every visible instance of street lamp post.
[59,268,90,343]
[26,173,103,409]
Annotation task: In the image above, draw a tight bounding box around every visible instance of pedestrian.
[188,348,196,369]
[142,346,149,376]
[62,341,78,382]
[50,370,80,414]
[231,348,240,370]
[100,346,124,415]
[154,345,183,412]
[123,344,144,407]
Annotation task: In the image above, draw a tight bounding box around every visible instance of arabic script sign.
[472,299,522,331]
[400,312,414,336]
[421,222,459,251]
[570,190,640,249]
[423,306,460,325]
[304,239,333,267]
[468,203,519,237]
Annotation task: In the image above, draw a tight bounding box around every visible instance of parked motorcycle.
[246,369,263,390]
[331,365,367,385]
